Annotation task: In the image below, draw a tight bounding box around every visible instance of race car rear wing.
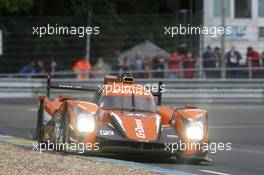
[47,74,163,105]
[46,74,97,97]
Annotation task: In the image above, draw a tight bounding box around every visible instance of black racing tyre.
[182,159,203,164]
[36,102,46,148]
[174,157,203,164]
[62,109,70,144]
[52,104,70,152]
[175,152,207,164]
[60,110,71,152]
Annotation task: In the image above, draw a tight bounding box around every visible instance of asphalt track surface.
[0,98,263,175]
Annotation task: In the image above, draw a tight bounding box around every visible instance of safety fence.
[1,67,264,79]
[0,14,201,73]
[0,77,263,104]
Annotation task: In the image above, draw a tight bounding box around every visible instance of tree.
[0,0,33,14]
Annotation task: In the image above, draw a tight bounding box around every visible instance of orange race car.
[36,75,210,163]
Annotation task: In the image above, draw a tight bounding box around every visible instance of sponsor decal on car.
[167,134,178,138]
[43,110,52,125]
[135,119,145,139]
[100,129,114,136]
[125,112,146,117]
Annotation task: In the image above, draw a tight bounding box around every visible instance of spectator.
[93,57,108,78]
[133,50,144,78]
[19,62,36,78]
[36,60,46,74]
[111,57,122,76]
[247,47,260,78]
[213,47,221,78]
[202,46,216,78]
[72,58,92,79]
[48,60,57,75]
[152,50,166,78]
[122,57,131,72]
[260,50,264,78]
[183,51,196,78]
[261,50,264,66]
[168,50,182,79]
[226,46,242,78]
[110,52,121,76]
[143,56,151,78]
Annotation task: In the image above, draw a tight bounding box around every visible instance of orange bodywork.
[174,108,208,157]
[110,110,159,141]
[158,105,174,124]
[67,100,99,144]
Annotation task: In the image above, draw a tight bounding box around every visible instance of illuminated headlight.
[186,121,204,140]
[77,112,95,132]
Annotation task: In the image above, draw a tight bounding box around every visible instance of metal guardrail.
[0,78,263,103]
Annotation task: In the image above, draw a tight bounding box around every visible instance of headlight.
[186,121,204,140]
[77,112,95,132]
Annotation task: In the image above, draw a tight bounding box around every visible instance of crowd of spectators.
[19,60,57,77]
[69,46,264,79]
[113,49,197,79]
[19,46,264,79]
[113,46,264,79]
[203,46,264,78]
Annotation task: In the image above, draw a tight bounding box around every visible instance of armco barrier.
[0,78,264,103]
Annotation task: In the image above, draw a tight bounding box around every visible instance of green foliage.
[0,0,33,13]
[0,0,178,16]
[0,0,199,72]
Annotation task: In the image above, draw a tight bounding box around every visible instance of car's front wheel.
[36,102,47,148]
[51,110,71,152]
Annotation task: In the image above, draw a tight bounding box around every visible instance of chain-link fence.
[0,13,201,73]
[1,13,264,79]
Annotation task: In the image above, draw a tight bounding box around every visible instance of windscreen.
[99,95,157,113]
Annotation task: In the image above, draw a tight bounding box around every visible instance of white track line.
[200,169,231,175]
